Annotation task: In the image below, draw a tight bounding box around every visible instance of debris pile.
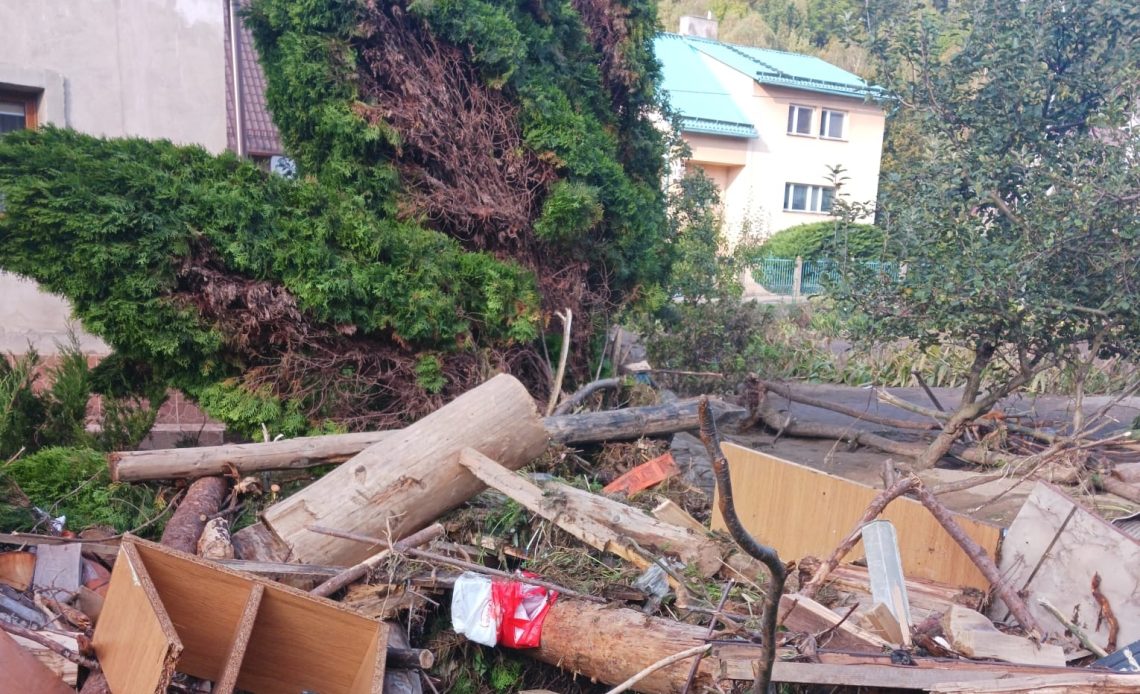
[3,373,1140,692]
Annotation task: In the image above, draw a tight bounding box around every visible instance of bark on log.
[249,374,550,566]
[109,431,395,482]
[111,398,749,482]
[533,599,721,693]
[159,476,229,555]
[545,398,747,445]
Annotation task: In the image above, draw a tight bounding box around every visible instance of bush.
[0,447,166,534]
[758,221,883,260]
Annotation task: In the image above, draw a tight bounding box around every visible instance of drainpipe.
[227,0,246,157]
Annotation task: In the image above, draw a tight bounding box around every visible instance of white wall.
[0,0,229,354]
[694,52,885,244]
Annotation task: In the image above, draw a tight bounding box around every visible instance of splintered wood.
[712,444,1001,589]
[244,374,549,566]
[92,536,387,694]
[458,448,722,576]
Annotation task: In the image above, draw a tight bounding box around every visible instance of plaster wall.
[0,0,228,354]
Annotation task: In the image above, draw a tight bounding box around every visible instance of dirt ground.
[678,383,1140,526]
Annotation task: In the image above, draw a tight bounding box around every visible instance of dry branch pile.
[5,373,1140,692]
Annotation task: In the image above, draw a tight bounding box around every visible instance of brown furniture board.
[712,443,1002,590]
[0,627,76,694]
[94,536,387,694]
[93,542,182,693]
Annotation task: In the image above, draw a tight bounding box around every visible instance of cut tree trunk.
[160,477,229,556]
[110,399,748,482]
[240,374,549,566]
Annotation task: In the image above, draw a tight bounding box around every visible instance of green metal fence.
[755,258,902,296]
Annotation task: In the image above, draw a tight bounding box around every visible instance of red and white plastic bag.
[451,571,558,648]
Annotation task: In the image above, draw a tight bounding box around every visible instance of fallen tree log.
[111,398,748,482]
[532,599,1087,692]
[239,374,549,566]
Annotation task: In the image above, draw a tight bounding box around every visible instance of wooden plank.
[943,605,1065,667]
[651,498,708,535]
[994,481,1140,651]
[93,542,182,694]
[254,374,550,566]
[0,627,75,694]
[214,583,263,694]
[864,602,906,645]
[827,564,981,623]
[32,543,81,598]
[459,448,722,576]
[712,443,1002,590]
[129,537,389,693]
[348,622,387,694]
[777,594,891,652]
[0,551,36,591]
[929,673,1140,693]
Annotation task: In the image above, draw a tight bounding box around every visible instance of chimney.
[678,14,718,40]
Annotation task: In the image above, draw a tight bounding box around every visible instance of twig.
[602,644,711,694]
[553,377,622,415]
[0,621,99,670]
[758,380,939,431]
[1091,573,1119,653]
[912,481,1043,638]
[698,397,785,694]
[311,523,443,598]
[799,476,918,598]
[682,580,734,694]
[1037,598,1108,657]
[813,602,859,648]
[306,524,606,603]
[545,308,572,417]
[912,372,945,412]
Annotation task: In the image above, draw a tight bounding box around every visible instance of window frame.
[0,89,39,133]
[819,108,846,140]
[786,104,815,137]
[783,182,836,214]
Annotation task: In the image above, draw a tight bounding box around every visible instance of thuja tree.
[834,0,1140,468]
[0,1,680,435]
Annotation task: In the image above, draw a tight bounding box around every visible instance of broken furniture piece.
[995,481,1140,652]
[93,535,388,693]
[712,443,1002,589]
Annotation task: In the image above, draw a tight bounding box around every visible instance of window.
[784,183,835,213]
[787,104,814,135]
[820,109,845,139]
[0,91,37,134]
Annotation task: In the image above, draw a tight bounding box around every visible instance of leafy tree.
[0,1,680,435]
[835,0,1140,468]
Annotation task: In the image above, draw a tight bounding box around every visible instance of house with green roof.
[655,19,885,245]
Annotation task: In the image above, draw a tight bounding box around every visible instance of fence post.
[792,256,803,299]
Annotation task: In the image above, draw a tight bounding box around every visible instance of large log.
[247,374,550,566]
[110,398,748,482]
[109,432,395,482]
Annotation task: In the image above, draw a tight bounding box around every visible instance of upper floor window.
[784,183,835,213]
[787,104,814,136]
[820,109,846,139]
[0,91,37,134]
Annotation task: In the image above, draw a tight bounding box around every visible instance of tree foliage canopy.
[833,0,1140,458]
[0,0,686,435]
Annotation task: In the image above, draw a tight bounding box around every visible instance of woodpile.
[3,374,1139,693]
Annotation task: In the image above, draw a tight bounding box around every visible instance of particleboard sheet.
[0,627,76,694]
[712,443,1001,590]
[93,536,387,694]
[993,481,1140,651]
